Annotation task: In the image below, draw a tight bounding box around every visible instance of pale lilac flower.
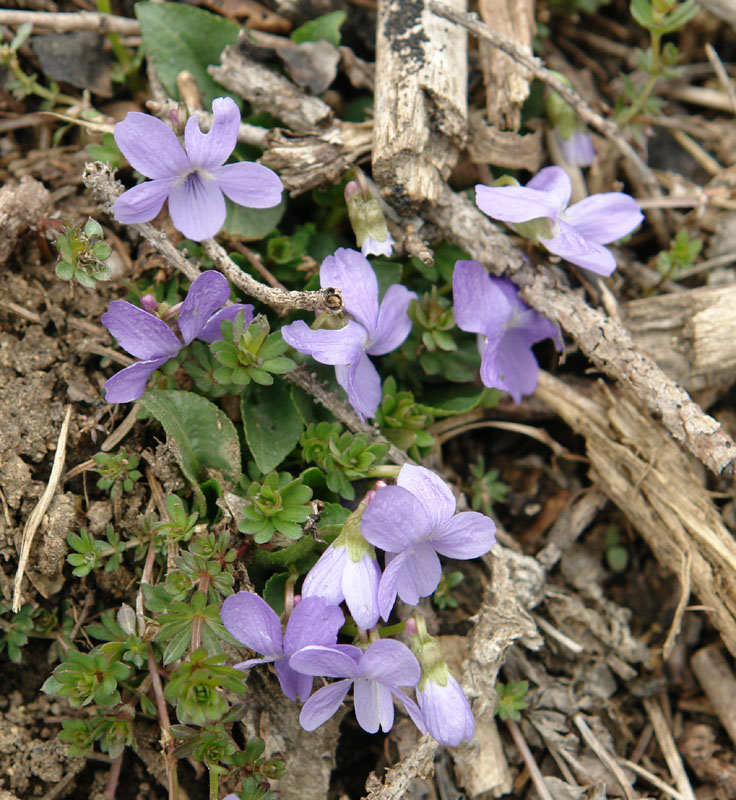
[302,544,381,630]
[281,248,416,419]
[112,96,283,241]
[289,639,423,733]
[555,130,595,167]
[220,592,344,702]
[475,165,643,275]
[416,674,474,747]
[361,465,496,620]
[101,270,252,403]
[452,260,561,404]
[361,232,395,258]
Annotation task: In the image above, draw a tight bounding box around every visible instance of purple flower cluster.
[221,464,496,746]
[475,165,643,275]
[281,248,415,420]
[101,270,253,403]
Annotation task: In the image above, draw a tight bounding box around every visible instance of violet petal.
[212,161,284,208]
[274,659,312,702]
[526,166,572,212]
[289,644,362,679]
[112,178,176,225]
[396,465,456,533]
[417,676,475,746]
[301,544,348,606]
[475,184,562,225]
[353,678,393,733]
[103,357,169,403]
[360,640,420,687]
[540,220,617,276]
[334,352,382,420]
[197,304,254,344]
[394,688,427,734]
[394,542,442,606]
[366,284,416,356]
[178,270,231,345]
[361,485,433,552]
[281,320,367,365]
[282,596,345,656]
[341,554,381,630]
[220,591,283,658]
[299,679,352,731]
[452,261,513,336]
[429,511,496,559]
[184,97,239,171]
[114,112,188,179]
[494,329,543,404]
[102,300,181,360]
[167,172,226,241]
[562,192,643,245]
[320,248,379,333]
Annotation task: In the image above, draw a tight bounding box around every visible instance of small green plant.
[165,648,246,726]
[155,495,200,543]
[604,526,630,573]
[616,0,699,128]
[42,648,131,708]
[55,218,113,287]
[495,680,529,721]
[301,422,389,500]
[409,287,457,353]
[92,449,142,497]
[469,457,508,516]
[210,314,295,388]
[656,229,702,281]
[0,602,35,663]
[238,471,313,543]
[432,570,464,610]
[375,376,434,459]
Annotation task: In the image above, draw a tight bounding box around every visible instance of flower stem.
[104,752,124,800]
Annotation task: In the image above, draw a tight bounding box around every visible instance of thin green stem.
[618,31,662,125]
[364,465,401,480]
[208,767,219,800]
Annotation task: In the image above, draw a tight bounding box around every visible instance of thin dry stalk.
[573,713,635,800]
[0,9,141,35]
[12,405,72,611]
[643,697,697,800]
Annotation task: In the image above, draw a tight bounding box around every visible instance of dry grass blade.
[644,697,697,800]
[12,405,73,611]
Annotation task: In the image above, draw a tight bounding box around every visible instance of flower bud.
[409,615,474,747]
[140,294,159,313]
[345,182,394,258]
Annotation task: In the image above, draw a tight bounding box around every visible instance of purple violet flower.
[301,504,381,630]
[475,165,643,275]
[112,96,283,241]
[281,248,416,419]
[409,616,474,747]
[416,674,474,747]
[101,270,253,403]
[361,465,496,620]
[289,639,423,733]
[220,592,344,702]
[555,130,596,167]
[452,260,561,404]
